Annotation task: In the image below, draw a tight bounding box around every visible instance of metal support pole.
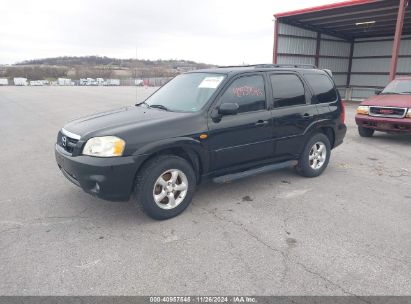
[315,32,321,67]
[273,19,279,64]
[389,0,408,81]
[346,40,354,88]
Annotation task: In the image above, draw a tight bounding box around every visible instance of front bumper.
[355,115,411,133]
[55,144,141,201]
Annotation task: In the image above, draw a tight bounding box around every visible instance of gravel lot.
[0,86,410,296]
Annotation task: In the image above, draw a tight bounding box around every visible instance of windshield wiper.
[149,104,169,111]
[381,92,400,95]
[135,101,149,107]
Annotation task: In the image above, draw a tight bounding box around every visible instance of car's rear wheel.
[358,126,374,137]
[297,133,331,178]
[134,155,196,220]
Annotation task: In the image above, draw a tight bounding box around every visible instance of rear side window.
[270,74,306,108]
[220,75,266,113]
[304,73,337,103]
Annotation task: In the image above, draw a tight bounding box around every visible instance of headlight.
[406,109,411,118]
[356,105,369,115]
[82,136,125,157]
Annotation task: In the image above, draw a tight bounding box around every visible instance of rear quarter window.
[304,73,337,104]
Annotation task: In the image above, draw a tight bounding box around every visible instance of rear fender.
[302,119,336,150]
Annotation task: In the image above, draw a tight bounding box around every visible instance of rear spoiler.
[323,69,333,77]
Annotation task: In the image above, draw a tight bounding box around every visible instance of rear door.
[269,72,318,158]
[208,73,274,171]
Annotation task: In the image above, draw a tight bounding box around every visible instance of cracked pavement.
[0,87,410,295]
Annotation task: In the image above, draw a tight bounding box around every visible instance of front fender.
[132,137,210,176]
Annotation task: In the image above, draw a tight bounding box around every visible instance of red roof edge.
[274,0,378,18]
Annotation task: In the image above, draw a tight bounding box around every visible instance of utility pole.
[138,45,141,101]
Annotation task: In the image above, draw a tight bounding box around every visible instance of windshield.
[144,73,226,112]
[382,79,411,94]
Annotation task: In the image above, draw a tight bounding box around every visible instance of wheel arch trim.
[133,137,209,182]
[303,119,336,148]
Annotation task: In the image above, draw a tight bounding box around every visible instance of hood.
[362,94,411,108]
[63,105,188,138]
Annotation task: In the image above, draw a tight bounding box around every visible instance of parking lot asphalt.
[0,86,410,296]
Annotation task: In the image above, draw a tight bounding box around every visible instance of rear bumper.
[355,115,411,133]
[333,123,347,148]
[55,144,141,201]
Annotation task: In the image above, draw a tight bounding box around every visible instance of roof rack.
[260,64,317,69]
[217,64,317,69]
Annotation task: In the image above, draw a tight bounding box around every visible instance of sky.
[0,0,346,65]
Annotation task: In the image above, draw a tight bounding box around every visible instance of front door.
[208,73,273,171]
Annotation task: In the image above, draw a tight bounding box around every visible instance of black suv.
[55,64,346,219]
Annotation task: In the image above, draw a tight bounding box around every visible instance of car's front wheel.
[297,133,331,178]
[358,126,374,137]
[135,155,196,220]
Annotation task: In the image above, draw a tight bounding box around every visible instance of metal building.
[273,0,411,100]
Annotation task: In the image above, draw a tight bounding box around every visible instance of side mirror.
[218,103,239,116]
[375,89,382,95]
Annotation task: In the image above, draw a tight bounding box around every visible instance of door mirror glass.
[218,103,239,115]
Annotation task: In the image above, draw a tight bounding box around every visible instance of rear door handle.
[255,120,269,127]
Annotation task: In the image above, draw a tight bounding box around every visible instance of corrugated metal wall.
[350,35,411,99]
[275,22,411,100]
[276,23,350,96]
[278,23,317,38]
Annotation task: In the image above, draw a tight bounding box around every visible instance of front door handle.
[303,113,313,119]
[255,120,269,127]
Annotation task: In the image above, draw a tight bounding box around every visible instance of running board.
[212,160,297,184]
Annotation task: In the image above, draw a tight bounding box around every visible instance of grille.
[369,106,406,118]
[57,130,79,154]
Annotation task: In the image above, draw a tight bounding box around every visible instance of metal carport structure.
[273,0,410,100]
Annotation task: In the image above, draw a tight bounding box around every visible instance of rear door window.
[270,74,306,108]
[304,73,337,103]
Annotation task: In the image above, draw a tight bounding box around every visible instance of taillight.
[341,100,345,124]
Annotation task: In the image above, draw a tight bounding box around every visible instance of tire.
[296,133,331,178]
[358,126,374,137]
[134,155,196,220]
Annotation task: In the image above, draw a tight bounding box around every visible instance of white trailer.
[58,78,72,86]
[0,78,8,85]
[86,78,97,86]
[106,79,120,86]
[14,78,28,86]
[29,80,47,86]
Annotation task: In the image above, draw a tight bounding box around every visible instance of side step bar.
[212,160,297,184]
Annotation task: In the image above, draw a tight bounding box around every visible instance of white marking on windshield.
[198,76,224,89]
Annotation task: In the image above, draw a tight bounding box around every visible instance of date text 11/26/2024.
[149,296,257,303]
